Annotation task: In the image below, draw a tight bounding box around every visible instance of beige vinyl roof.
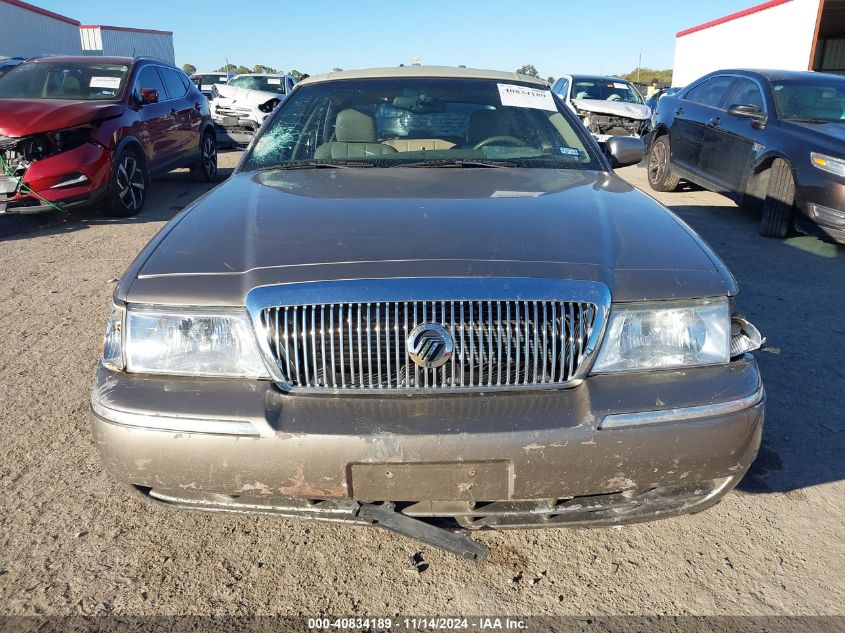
[298,66,548,87]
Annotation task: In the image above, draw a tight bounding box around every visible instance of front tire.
[647,135,681,192]
[190,130,218,182]
[104,148,146,217]
[759,159,795,238]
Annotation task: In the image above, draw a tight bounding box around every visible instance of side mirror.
[139,88,159,105]
[728,104,767,125]
[605,136,645,169]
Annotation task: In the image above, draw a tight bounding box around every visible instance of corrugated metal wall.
[819,38,845,73]
[0,1,175,63]
[99,28,175,63]
[0,1,82,58]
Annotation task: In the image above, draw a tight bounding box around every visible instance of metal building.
[672,0,845,87]
[80,25,175,62]
[0,0,174,63]
[0,0,81,59]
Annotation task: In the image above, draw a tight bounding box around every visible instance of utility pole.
[637,51,642,84]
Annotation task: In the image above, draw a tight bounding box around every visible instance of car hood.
[213,83,281,106]
[571,99,651,120]
[122,168,735,306]
[0,99,124,137]
[782,120,845,148]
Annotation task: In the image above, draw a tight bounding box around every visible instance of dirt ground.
[0,151,843,617]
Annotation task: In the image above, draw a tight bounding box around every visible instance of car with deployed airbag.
[211,72,296,142]
[552,74,652,144]
[91,66,764,560]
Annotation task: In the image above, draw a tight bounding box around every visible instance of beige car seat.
[314,109,398,159]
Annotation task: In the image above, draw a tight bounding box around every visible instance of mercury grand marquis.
[91,67,765,561]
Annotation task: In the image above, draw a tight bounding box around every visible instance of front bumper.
[0,142,111,214]
[91,358,764,529]
[795,170,845,243]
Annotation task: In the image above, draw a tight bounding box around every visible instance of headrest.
[335,109,377,142]
[467,109,504,144]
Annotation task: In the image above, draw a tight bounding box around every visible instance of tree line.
[515,64,673,86]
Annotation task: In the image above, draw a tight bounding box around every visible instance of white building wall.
[99,28,175,63]
[672,0,821,87]
[0,0,82,58]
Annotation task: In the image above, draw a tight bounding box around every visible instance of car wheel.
[759,158,795,238]
[647,135,681,192]
[104,148,146,217]
[190,130,218,182]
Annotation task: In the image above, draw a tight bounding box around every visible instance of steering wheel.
[472,135,529,150]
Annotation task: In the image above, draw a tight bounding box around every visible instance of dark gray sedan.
[648,69,845,242]
[91,67,764,560]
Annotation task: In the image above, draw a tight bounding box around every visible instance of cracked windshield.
[245,77,598,170]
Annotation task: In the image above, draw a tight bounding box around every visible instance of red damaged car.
[0,56,217,217]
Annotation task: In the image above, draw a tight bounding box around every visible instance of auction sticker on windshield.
[90,77,121,90]
[497,83,556,111]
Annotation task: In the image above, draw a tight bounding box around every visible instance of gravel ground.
[0,151,843,617]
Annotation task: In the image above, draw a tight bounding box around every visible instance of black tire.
[647,135,681,192]
[104,148,146,217]
[190,130,218,182]
[759,159,795,238]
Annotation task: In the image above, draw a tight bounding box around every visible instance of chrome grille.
[259,300,598,392]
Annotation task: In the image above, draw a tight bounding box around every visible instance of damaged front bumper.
[91,356,764,530]
[0,139,111,214]
[576,112,651,144]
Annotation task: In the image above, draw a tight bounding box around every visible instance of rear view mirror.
[605,136,645,169]
[392,95,446,114]
[140,88,159,105]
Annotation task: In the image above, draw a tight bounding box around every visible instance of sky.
[35,0,757,76]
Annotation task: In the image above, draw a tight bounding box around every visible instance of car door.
[697,77,766,193]
[131,65,180,171]
[159,66,199,161]
[669,75,735,175]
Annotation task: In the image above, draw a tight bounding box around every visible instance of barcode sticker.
[90,76,121,89]
[497,83,556,111]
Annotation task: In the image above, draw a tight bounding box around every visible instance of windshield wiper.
[790,118,839,124]
[396,159,516,168]
[263,160,375,170]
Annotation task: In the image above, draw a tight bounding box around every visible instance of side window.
[684,76,735,108]
[133,65,166,101]
[552,78,569,98]
[178,72,192,93]
[159,67,187,100]
[723,77,765,111]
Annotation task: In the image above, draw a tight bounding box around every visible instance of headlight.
[101,303,125,371]
[120,307,269,378]
[811,152,845,178]
[592,298,730,373]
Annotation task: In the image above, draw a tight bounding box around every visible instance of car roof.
[28,55,133,64]
[26,55,174,67]
[299,66,548,87]
[569,75,630,84]
[705,68,845,81]
[233,73,288,78]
